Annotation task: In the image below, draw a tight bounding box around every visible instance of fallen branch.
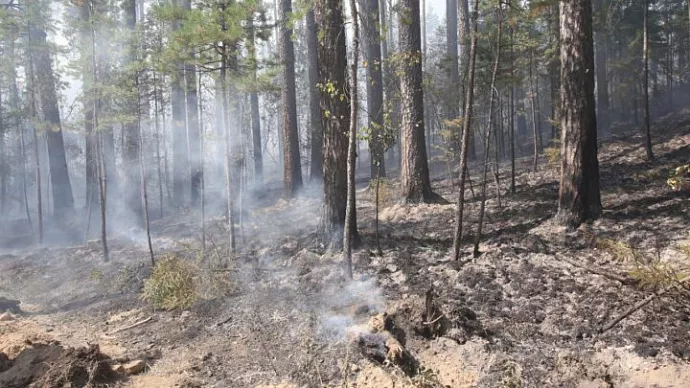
[106,317,153,336]
[599,274,690,333]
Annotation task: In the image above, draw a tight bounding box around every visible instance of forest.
[0,0,689,386]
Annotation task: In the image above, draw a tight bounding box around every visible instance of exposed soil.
[0,114,689,387]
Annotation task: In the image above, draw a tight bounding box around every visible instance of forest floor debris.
[0,118,689,386]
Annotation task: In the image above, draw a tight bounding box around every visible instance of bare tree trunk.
[29,26,75,218]
[643,0,654,161]
[594,0,609,136]
[247,16,263,187]
[123,0,143,226]
[529,50,539,172]
[452,0,479,261]
[136,72,154,266]
[550,4,561,141]
[398,0,442,203]
[171,0,188,206]
[154,74,164,217]
[556,0,602,227]
[361,0,386,179]
[183,0,202,206]
[474,7,502,257]
[280,0,304,197]
[306,9,323,182]
[344,0,361,280]
[510,28,516,194]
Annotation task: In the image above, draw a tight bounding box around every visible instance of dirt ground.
[1,114,690,387]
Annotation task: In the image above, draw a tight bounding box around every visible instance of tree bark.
[280,0,304,197]
[344,0,361,280]
[183,0,202,206]
[171,0,188,206]
[360,0,386,178]
[593,0,609,136]
[28,26,74,219]
[123,0,143,226]
[556,0,602,227]
[315,0,356,246]
[452,0,479,260]
[445,0,459,123]
[306,9,323,182]
[549,4,561,141]
[398,0,441,203]
[642,0,654,161]
[247,16,264,187]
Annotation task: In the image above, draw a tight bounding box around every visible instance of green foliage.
[140,254,198,310]
[596,238,642,263]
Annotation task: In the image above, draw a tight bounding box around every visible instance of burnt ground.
[0,113,689,387]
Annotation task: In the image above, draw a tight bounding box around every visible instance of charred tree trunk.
[315,0,356,247]
[452,0,479,260]
[549,4,561,141]
[280,0,304,197]
[398,0,441,203]
[556,0,602,227]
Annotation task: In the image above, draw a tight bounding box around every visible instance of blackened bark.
[280,0,303,197]
[556,0,602,227]
[398,0,441,203]
[642,0,654,161]
[445,0,459,123]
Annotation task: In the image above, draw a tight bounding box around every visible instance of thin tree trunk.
[136,72,154,266]
[247,16,264,187]
[306,9,323,182]
[529,50,539,171]
[154,74,164,217]
[344,0,360,280]
[474,7,502,257]
[643,0,654,161]
[510,28,516,194]
[452,0,479,261]
[280,0,303,197]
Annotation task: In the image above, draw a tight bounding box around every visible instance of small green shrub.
[596,238,641,262]
[140,254,198,310]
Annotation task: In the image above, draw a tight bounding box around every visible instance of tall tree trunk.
[474,7,502,257]
[643,0,654,161]
[445,0,460,149]
[398,0,441,203]
[28,26,74,219]
[344,0,361,280]
[247,16,264,187]
[361,0,386,178]
[123,0,143,226]
[0,78,6,216]
[171,0,188,206]
[452,0,479,261]
[183,0,202,206]
[510,27,516,194]
[306,9,323,182]
[594,0,609,136]
[315,0,355,247]
[556,0,602,227]
[280,0,304,197]
[529,50,539,171]
[550,4,561,141]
